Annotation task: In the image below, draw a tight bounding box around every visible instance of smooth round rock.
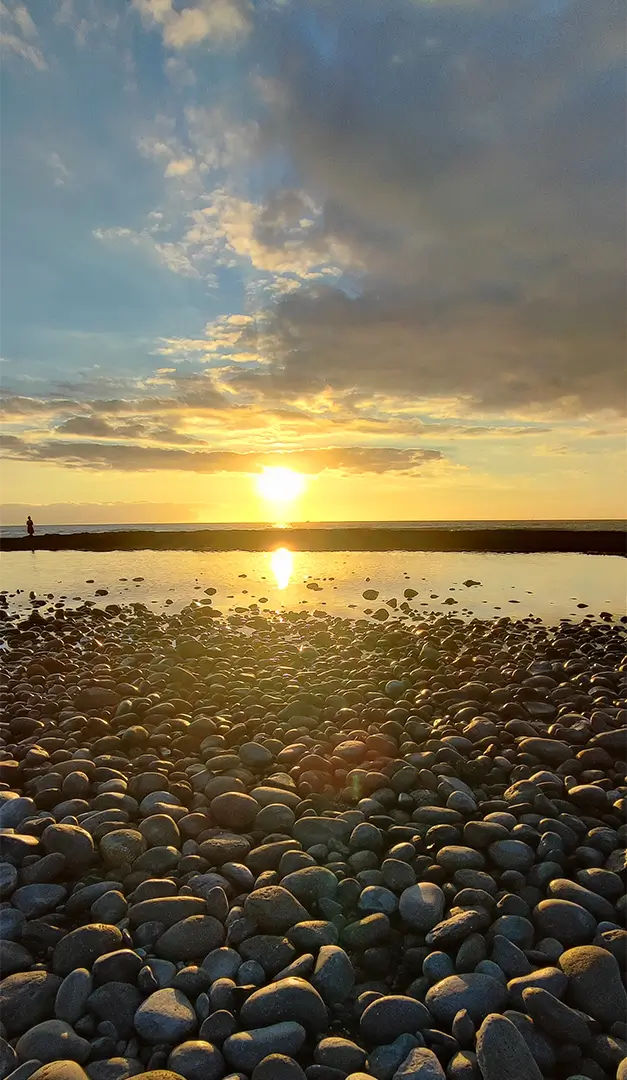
[425,975,508,1026]
[558,946,627,1027]
[133,990,197,1044]
[166,1042,225,1080]
[476,1013,543,1080]
[398,883,445,932]
[16,1022,90,1065]
[239,978,328,1035]
[359,995,430,1044]
[533,900,597,947]
[223,1023,307,1072]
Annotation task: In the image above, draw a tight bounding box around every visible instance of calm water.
[1,548,625,623]
[1,519,624,539]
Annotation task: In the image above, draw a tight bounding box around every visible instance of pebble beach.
[1,587,626,1080]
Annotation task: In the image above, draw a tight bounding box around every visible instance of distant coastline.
[2,526,625,555]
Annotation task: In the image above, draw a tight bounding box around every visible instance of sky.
[0,0,625,524]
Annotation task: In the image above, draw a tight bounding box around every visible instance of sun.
[256,466,306,505]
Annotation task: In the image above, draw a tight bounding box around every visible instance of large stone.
[0,971,62,1036]
[166,1041,225,1080]
[128,898,206,929]
[52,925,124,977]
[311,946,355,1004]
[398,884,445,932]
[100,830,147,867]
[16,1022,90,1065]
[244,888,309,934]
[29,1066,89,1080]
[280,868,338,905]
[210,792,260,830]
[240,978,328,1035]
[425,975,507,1026]
[360,996,431,1045]
[292,817,351,848]
[55,969,93,1025]
[223,1023,306,1072]
[521,987,591,1044]
[88,982,144,1039]
[41,825,94,871]
[12,884,67,918]
[507,967,568,1010]
[133,989,196,1046]
[155,917,225,961]
[558,945,627,1027]
[533,900,597,947]
[476,1013,543,1080]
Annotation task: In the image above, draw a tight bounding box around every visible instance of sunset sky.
[1,0,625,524]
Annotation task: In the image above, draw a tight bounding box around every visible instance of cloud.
[1,1,47,68]
[133,0,251,50]
[241,0,625,417]
[1,436,444,475]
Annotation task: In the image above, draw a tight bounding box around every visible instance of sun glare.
[270,547,293,589]
[256,466,306,505]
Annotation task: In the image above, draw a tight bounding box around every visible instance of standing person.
[26,515,34,538]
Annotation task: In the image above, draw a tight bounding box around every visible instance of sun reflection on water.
[270,547,293,589]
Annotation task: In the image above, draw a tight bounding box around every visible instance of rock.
[85,1058,143,1080]
[53,925,124,977]
[507,967,569,1009]
[288,922,338,951]
[360,996,430,1045]
[425,975,507,1026]
[100,830,146,867]
[166,1042,225,1080]
[521,987,591,1043]
[436,847,484,873]
[359,887,398,915]
[244,888,309,934]
[12,884,67,918]
[0,863,18,900]
[0,972,62,1036]
[0,797,36,829]
[0,940,34,974]
[240,978,328,1035]
[210,793,260,830]
[29,1066,89,1080]
[558,945,627,1027]
[311,946,355,1004]
[292,818,351,848]
[139,816,181,850]
[251,1055,306,1080]
[223,1023,307,1071]
[315,1038,366,1074]
[128,898,206,929]
[155,917,225,961]
[41,825,94,871]
[475,1013,543,1080]
[16,1022,90,1065]
[55,969,93,1025]
[133,989,197,1044]
[425,909,490,948]
[201,948,241,981]
[547,879,616,923]
[490,936,532,978]
[0,1037,17,1080]
[366,1034,422,1080]
[88,982,143,1038]
[533,900,597,947]
[398,884,444,932]
[391,1048,445,1079]
[488,840,535,873]
[280,868,337,905]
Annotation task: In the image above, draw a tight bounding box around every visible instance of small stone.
[251,1055,306,1080]
[210,792,260,831]
[41,824,94,870]
[391,1048,445,1078]
[155,917,225,962]
[314,1038,366,1073]
[488,840,535,873]
[521,987,591,1043]
[533,900,597,947]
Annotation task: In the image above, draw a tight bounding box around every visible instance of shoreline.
[1,525,625,554]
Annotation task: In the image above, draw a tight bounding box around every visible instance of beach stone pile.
[0,598,625,1080]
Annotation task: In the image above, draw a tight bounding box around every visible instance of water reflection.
[270,547,293,589]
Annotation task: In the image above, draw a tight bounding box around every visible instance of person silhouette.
[26,515,35,538]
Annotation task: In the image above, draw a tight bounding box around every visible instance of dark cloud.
[1,438,443,475]
[247,0,625,415]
